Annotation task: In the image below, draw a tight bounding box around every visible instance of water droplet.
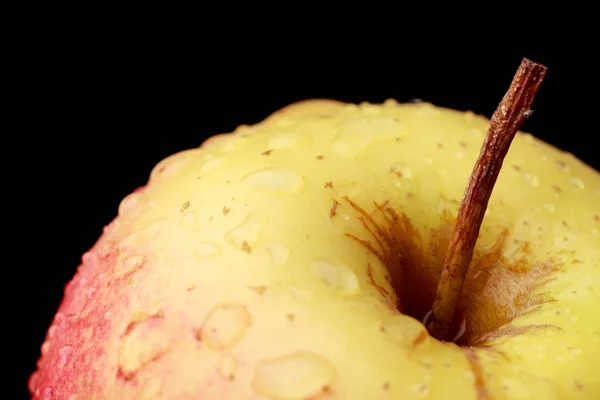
[86,287,97,299]
[384,98,398,107]
[463,370,475,383]
[201,157,225,172]
[268,132,303,149]
[553,234,575,249]
[224,214,261,252]
[150,149,199,181]
[544,204,555,212]
[522,133,534,143]
[242,168,304,193]
[265,242,289,266]
[570,177,585,190]
[157,276,170,287]
[198,304,251,350]
[48,325,58,339]
[121,255,145,277]
[53,312,65,325]
[218,355,238,380]
[332,117,405,156]
[252,352,336,399]
[501,378,530,397]
[141,379,163,399]
[58,345,73,369]
[271,117,293,127]
[313,261,360,295]
[390,164,413,179]
[152,247,167,259]
[42,386,53,400]
[438,197,458,219]
[524,173,539,187]
[454,151,464,159]
[118,193,141,216]
[180,211,198,228]
[411,382,429,397]
[194,242,221,259]
[82,251,95,265]
[380,315,430,349]
[119,313,168,378]
[554,160,569,172]
[96,241,114,259]
[415,102,439,115]
[288,287,315,303]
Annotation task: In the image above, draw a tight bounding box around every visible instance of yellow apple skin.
[30,100,600,399]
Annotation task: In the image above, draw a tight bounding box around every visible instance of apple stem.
[426,58,548,341]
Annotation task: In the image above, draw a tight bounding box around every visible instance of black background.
[18,17,599,399]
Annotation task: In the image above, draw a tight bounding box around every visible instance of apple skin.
[29,99,600,399]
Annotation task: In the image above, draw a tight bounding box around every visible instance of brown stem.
[426,58,548,341]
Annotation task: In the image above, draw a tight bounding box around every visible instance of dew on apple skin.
[194,242,221,259]
[121,255,145,277]
[415,102,440,116]
[86,287,97,299]
[41,386,53,400]
[411,382,429,397]
[331,117,405,157]
[501,377,530,398]
[47,325,58,339]
[218,354,238,380]
[201,157,225,172]
[242,167,304,193]
[179,211,198,228]
[251,351,336,399]
[118,312,170,377]
[570,177,585,190]
[197,303,251,350]
[523,173,540,187]
[150,149,199,181]
[313,260,360,295]
[118,192,141,216]
[141,379,163,399]
[41,341,50,356]
[153,247,167,259]
[383,98,399,107]
[380,315,430,349]
[57,345,73,369]
[223,214,261,252]
[265,242,289,266]
[157,276,170,287]
[567,346,582,356]
[389,164,413,180]
[268,132,303,149]
[53,312,65,325]
[96,240,114,259]
[81,251,95,265]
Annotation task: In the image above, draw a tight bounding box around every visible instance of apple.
[29,98,599,397]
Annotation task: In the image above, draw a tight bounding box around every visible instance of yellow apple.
[29,99,600,399]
